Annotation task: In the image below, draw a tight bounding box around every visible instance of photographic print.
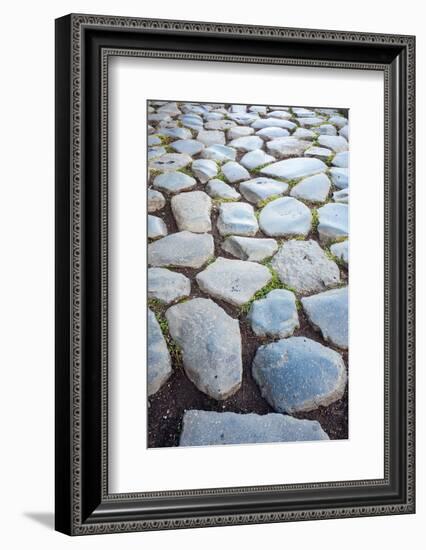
[147,100,349,449]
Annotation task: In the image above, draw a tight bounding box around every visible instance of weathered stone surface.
[204,119,236,131]
[227,126,255,140]
[290,173,331,203]
[240,150,275,170]
[170,139,204,156]
[318,135,349,152]
[148,113,172,123]
[266,137,312,158]
[332,151,349,168]
[239,178,288,205]
[302,287,349,349]
[153,171,196,194]
[271,239,340,294]
[166,298,242,400]
[157,101,181,116]
[148,135,162,146]
[297,116,324,127]
[259,197,311,237]
[148,146,167,160]
[191,159,218,183]
[148,231,214,268]
[292,107,316,117]
[333,188,349,204]
[228,112,259,125]
[179,410,329,446]
[339,125,349,141]
[330,167,349,189]
[148,188,166,212]
[304,146,332,160]
[147,309,172,396]
[328,115,348,129]
[248,289,299,338]
[206,179,241,200]
[196,257,271,306]
[317,203,349,242]
[252,118,297,130]
[171,191,212,233]
[222,236,278,262]
[268,110,292,119]
[217,202,259,236]
[201,144,237,163]
[249,105,268,114]
[317,124,337,136]
[197,129,226,146]
[148,267,191,304]
[204,112,224,121]
[149,153,193,172]
[252,337,347,413]
[180,114,203,130]
[293,127,316,140]
[228,135,263,152]
[222,161,251,183]
[160,127,192,140]
[230,104,247,113]
[256,127,290,140]
[260,157,327,180]
[148,215,168,240]
[330,240,349,266]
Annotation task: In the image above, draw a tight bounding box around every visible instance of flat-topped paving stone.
[153,171,196,194]
[330,167,349,189]
[171,191,212,233]
[259,197,311,237]
[148,309,172,396]
[166,298,242,400]
[191,159,218,183]
[304,146,332,160]
[330,240,349,266]
[266,137,312,158]
[148,215,168,240]
[317,203,349,242]
[317,124,337,136]
[180,114,203,130]
[240,150,275,170]
[197,129,226,146]
[217,202,258,236]
[221,236,278,262]
[148,146,167,160]
[268,110,293,119]
[148,267,191,304]
[332,151,349,168]
[302,287,349,349]
[196,257,272,307]
[201,144,237,163]
[170,139,205,156]
[296,116,325,127]
[252,336,347,413]
[206,179,241,200]
[227,126,255,140]
[318,135,349,152]
[148,135,162,146]
[148,231,214,268]
[271,239,340,295]
[239,177,289,205]
[159,127,193,140]
[179,410,329,446]
[228,112,259,125]
[204,112,224,121]
[157,101,181,116]
[260,157,327,180]
[290,173,331,203]
[221,161,251,183]
[228,135,264,152]
[149,152,193,172]
[148,113,172,123]
[249,105,268,114]
[256,127,290,140]
[204,119,236,131]
[292,127,317,140]
[292,107,316,117]
[248,289,299,338]
[339,125,349,140]
[328,115,348,129]
[148,188,166,212]
[333,188,349,204]
[252,118,297,130]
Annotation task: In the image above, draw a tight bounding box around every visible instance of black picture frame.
[55,13,415,535]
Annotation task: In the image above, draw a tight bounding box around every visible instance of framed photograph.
[55,14,415,535]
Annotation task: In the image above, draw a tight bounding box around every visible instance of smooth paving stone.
[268,110,293,119]
[204,112,225,121]
[317,135,349,152]
[153,171,196,194]
[148,146,167,160]
[330,240,349,266]
[147,189,166,212]
[197,130,226,146]
[221,236,278,262]
[171,191,212,233]
[179,410,329,446]
[290,173,331,203]
[239,178,289,205]
[339,125,349,140]
[252,337,347,413]
[248,289,299,338]
[166,298,242,400]
[148,267,191,304]
[240,150,275,170]
[158,120,179,130]
[256,127,291,140]
[260,157,327,180]
[292,127,317,140]
[148,135,162,146]
[149,153,193,172]
[258,197,312,237]
[333,188,349,204]
[330,167,349,189]
[249,105,268,114]
[332,151,349,168]
[266,137,312,158]
[292,107,316,117]
[191,159,218,183]
[271,239,340,294]
[228,135,264,152]
[252,118,297,130]
[222,161,251,183]
[302,287,349,349]
[217,202,259,236]
[230,104,247,113]
[328,115,348,129]
[170,139,205,155]
[201,144,237,163]
[147,309,172,396]
[148,113,172,123]
[228,112,259,125]
[196,257,271,306]
[227,126,255,140]
[159,127,193,140]
[148,231,214,268]
[297,117,324,127]
[148,215,168,240]
[317,124,337,136]
[204,119,236,131]
[206,179,241,200]
[304,146,332,160]
[180,114,204,130]
[317,203,349,242]
[157,102,181,116]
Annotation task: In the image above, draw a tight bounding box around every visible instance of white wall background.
[0,1,422,548]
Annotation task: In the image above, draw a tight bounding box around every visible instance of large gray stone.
[180,114,203,131]
[197,130,226,146]
[147,146,167,160]
[330,167,349,189]
[333,188,349,204]
[268,110,293,119]
[256,127,290,140]
[147,188,166,212]
[292,127,316,140]
[149,153,193,172]
[252,337,347,413]
[332,151,349,168]
[160,127,192,140]
[204,119,236,131]
[248,289,299,338]
[196,257,271,306]
[171,191,212,233]
[330,239,349,266]
[179,410,329,446]
[206,179,241,200]
[222,236,278,262]
[228,135,264,152]
[166,298,242,400]
[260,157,327,180]
[292,107,316,117]
[304,146,332,160]
[318,135,349,152]
[317,203,349,242]
[296,117,325,127]
[239,178,288,205]
[252,118,297,130]
[148,231,214,268]
[228,112,259,125]
[222,161,251,183]
[217,202,259,236]
[191,159,218,183]
[170,139,205,155]
[328,115,348,129]
[148,267,191,304]
[339,125,349,141]
[240,150,275,170]
[148,215,168,240]
[302,287,349,349]
[266,137,311,158]
[317,124,337,136]
[290,173,331,203]
[227,126,255,140]
[153,171,196,194]
[201,144,237,163]
[271,239,340,294]
[147,309,172,396]
[259,197,311,237]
